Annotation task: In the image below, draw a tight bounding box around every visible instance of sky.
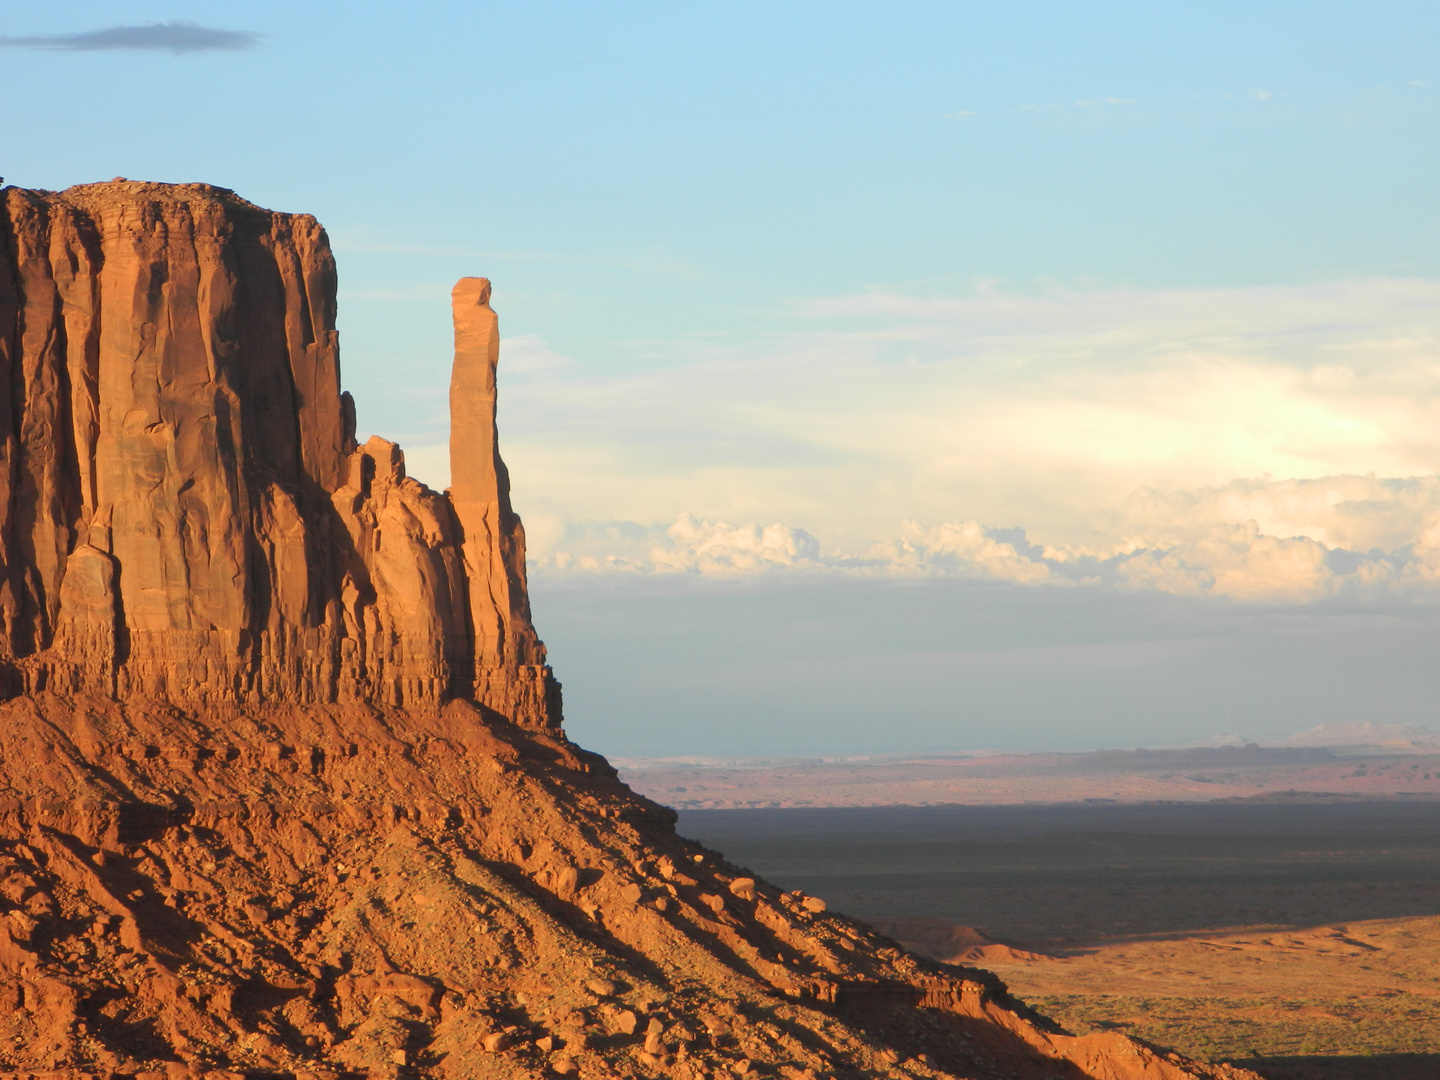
[4,3,1440,756]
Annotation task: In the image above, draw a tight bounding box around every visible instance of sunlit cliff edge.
[0,181,1259,1080]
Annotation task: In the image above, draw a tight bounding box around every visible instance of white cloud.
[651,514,820,574]
[501,334,575,375]
[525,475,1440,603]
[1116,523,1337,602]
[498,279,1440,552]
[872,522,1054,584]
[1120,474,1440,552]
[540,515,822,576]
[385,277,1440,605]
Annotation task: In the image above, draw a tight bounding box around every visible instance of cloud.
[502,335,575,375]
[528,498,1440,604]
[0,21,261,54]
[651,515,820,574]
[1119,475,1440,553]
[367,276,1440,605]
[523,467,1440,602]
[542,515,822,576]
[873,522,1055,585]
[1112,524,1340,602]
[875,518,1355,602]
[493,278,1440,561]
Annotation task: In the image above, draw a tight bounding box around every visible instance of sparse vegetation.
[1029,993,1440,1063]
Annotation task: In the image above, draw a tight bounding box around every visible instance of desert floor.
[677,799,1440,1080]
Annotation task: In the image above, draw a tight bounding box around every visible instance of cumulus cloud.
[501,334,575,375]
[498,278,1440,561]
[543,515,822,576]
[526,470,1440,604]
[873,522,1055,584]
[0,21,261,54]
[381,276,1440,605]
[1119,475,1440,553]
[1113,525,1339,602]
[651,515,821,574]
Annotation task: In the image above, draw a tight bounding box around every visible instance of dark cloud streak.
[0,21,261,55]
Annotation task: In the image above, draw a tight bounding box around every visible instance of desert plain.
[673,792,1440,1080]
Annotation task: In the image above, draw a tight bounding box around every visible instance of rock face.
[0,181,558,724]
[0,181,1259,1080]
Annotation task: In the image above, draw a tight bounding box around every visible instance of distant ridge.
[618,739,1440,809]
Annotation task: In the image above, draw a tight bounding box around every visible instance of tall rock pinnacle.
[449,277,559,725]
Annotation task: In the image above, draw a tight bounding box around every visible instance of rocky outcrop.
[0,181,558,725]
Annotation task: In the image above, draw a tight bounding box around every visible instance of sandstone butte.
[0,180,1261,1080]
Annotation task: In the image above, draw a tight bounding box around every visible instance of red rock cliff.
[0,181,559,725]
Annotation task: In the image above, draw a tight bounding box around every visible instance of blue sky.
[9,1,1440,393]
[6,3,1440,755]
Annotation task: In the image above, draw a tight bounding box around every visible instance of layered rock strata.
[0,182,558,724]
[0,181,1260,1080]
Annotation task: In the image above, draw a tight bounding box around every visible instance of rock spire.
[449,277,556,723]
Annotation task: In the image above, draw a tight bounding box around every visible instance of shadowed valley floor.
[677,801,1440,1079]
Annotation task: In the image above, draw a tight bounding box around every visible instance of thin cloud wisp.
[0,21,262,55]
